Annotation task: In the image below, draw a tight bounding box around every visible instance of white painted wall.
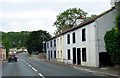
[56,35,64,61]
[46,38,56,60]
[95,9,116,53]
[94,9,117,67]
[63,22,97,67]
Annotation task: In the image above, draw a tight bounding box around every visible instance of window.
[51,41,52,47]
[82,48,86,62]
[54,39,56,47]
[67,49,70,59]
[61,50,62,58]
[82,28,86,41]
[54,50,56,58]
[72,32,76,43]
[47,42,49,48]
[58,51,59,58]
[57,39,59,45]
[67,34,70,44]
[60,38,62,45]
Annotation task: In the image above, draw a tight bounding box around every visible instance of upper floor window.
[47,42,49,48]
[60,38,62,45]
[82,28,86,41]
[57,39,59,45]
[50,41,52,47]
[67,34,70,44]
[54,39,56,47]
[72,32,76,43]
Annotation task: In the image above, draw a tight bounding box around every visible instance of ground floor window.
[60,50,62,58]
[82,48,86,62]
[67,49,70,60]
[58,51,59,58]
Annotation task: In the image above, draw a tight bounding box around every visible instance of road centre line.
[32,67,37,72]
[38,73,45,78]
[28,64,32,67]
[21,58,45,78]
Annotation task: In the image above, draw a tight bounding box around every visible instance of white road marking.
[26,63,29,65]
[32,67,37,72]
[28,64,32,67]
[21,58,45,78]
[38,73,45,78]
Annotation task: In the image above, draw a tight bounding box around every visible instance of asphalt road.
[2,52,117,78]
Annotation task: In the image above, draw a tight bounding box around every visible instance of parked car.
[8,54,18,62]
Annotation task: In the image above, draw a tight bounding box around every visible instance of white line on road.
[21,58,45,78]
[28,64,32,67]
[39,73,45,78]
[32,67,37,72]
[26,63,29,65]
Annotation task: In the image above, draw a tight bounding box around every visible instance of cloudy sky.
[0,0,112,35]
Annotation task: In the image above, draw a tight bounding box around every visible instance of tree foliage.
[104,15,120,65]
[53,8,87,35]
[25,30,51,55]
[2,31,30,49]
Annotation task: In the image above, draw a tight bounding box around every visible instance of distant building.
[0,44,6,61]
[46,38,56,60]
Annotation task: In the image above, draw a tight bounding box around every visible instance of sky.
[0,0,112,36]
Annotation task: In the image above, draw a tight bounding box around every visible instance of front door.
[73,48,76,64]
[77,48,81,65]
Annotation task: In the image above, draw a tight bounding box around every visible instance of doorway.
[73,47,76,64]
[77,48,81,65]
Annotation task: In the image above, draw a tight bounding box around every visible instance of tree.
[25,30,51,55]
[53,8,87,35]
[2,31,30,49]
[104,15,120,65]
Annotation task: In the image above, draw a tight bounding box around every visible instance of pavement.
[31,55,120,78]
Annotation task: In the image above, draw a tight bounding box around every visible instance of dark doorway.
[51,51,52,59]
[99,52,112,66]
[77,48,81,65]
[73,48,76,64]
[48,51,50,60]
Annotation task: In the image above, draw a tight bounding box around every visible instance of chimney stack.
[76,15,84,26]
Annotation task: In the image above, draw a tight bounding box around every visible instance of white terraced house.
[46,3,119,67]
[56,35,64,62]
[46,37,56,60]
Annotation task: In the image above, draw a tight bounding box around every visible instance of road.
[2,52,117,78]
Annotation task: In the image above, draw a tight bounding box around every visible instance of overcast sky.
[0,0,112,36]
